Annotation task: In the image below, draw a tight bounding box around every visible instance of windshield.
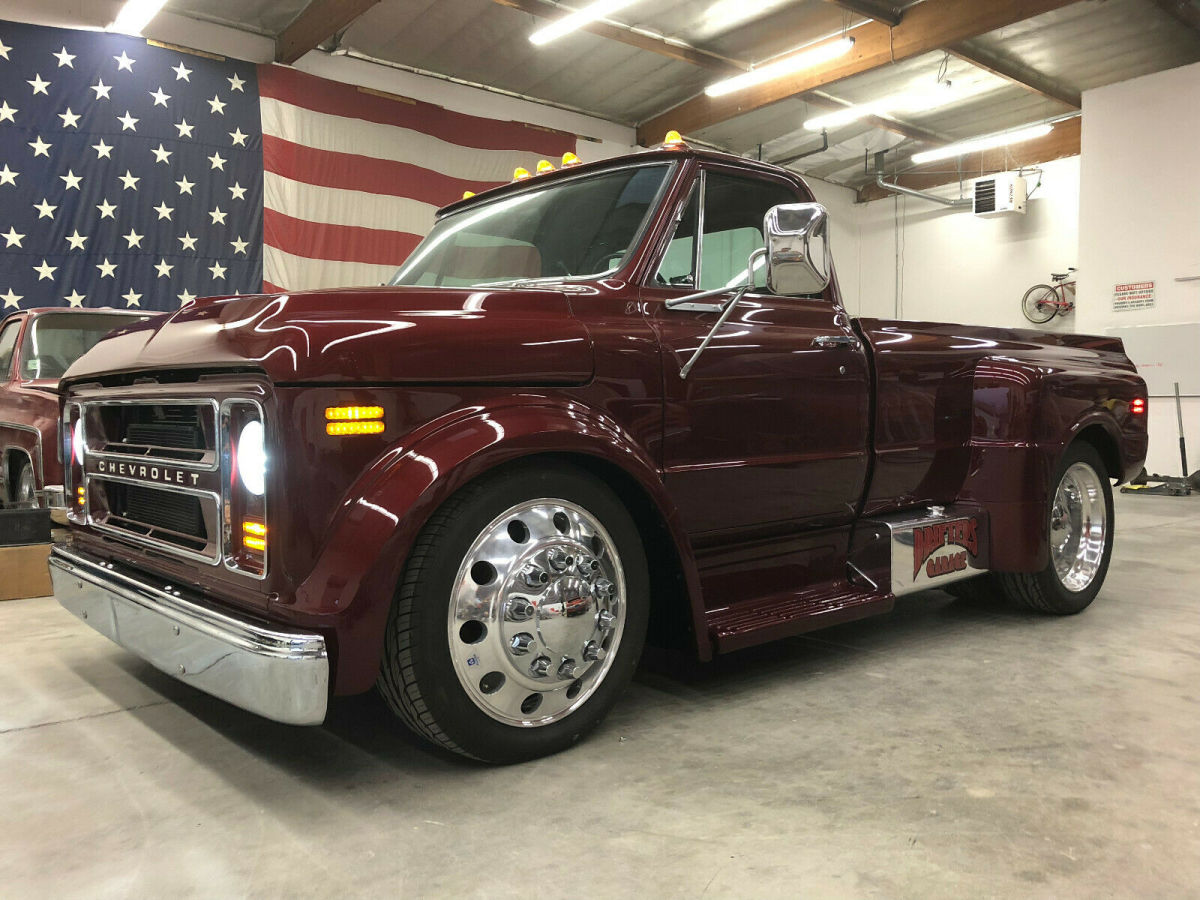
[19,313,147,380]
[391,163,673,287]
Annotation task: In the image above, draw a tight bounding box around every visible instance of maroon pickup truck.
[0,309,146,509]
[50,145,1147,762]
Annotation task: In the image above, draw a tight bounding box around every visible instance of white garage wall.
[1078,60,1200,478]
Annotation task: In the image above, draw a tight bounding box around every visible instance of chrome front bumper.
[50,546,329,726]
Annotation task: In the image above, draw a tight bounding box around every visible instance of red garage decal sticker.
[913,517,980,580]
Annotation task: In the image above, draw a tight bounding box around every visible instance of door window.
[0,320,20,379]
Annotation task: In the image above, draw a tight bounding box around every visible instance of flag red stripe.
[263,280,288,293]
[262,135,503,207]
[259,65,577,158]
[264,209,421,267]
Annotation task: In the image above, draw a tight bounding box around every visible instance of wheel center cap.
[534,576,596,653]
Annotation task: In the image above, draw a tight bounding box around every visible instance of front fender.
[282,401,704,694]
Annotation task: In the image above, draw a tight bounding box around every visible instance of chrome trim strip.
[50,546,328,726]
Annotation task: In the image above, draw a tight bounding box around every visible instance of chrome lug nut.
[519,563,550,588]
[583,640,606,662]
[529,655,552,677]
[557,658,577,679]
[594,578,616,600]
[510,633,535,655]
[506,597,535,622]
[546,547,574,572]
[597,610,616,631]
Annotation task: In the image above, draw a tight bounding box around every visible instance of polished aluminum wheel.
[447,499,626,727]
[1049,462,1108,592]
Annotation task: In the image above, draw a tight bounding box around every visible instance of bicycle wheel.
[1022,284,1058,324]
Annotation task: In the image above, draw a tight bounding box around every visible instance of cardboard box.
[0,543,53,601]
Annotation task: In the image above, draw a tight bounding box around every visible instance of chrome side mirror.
[764,203,831,296]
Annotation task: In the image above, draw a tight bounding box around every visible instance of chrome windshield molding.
[51,545,328,726]
[81,398,220,472]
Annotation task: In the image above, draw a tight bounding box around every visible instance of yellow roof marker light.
[662,129,686,148]
[562,151,582,167]
[536,159,556,174]
[462,190,476,199]
[513,166,532,181]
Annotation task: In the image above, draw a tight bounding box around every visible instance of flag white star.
[209,207,227,225]
[228,182,247,200]
[208,152,226,171]
[91,79,112,100]
[27,74,51,95]
[33,259,57,281]
[124,228,143,249]
[178,288,196,305]
[122,288,142,307]
[153,201,174,220]
[172,61,192,81]
[154,258,174,278]
[207,95,226,115]
[2,227,24,248]
[96,258,118,278]
[0,101,18,123]
[175,119,194,138]
[58,107,80,128]
[151,144,173,164]
[176,176,195,195]
[65,290,86,307]
[229,127,248,147]
[34,199,56,219]
[1,288,20,310]
[65,229,88,250]
[230,236,249,255]
[119,170,140,191]
[149,87,171,107]
[0,164,17,186]
[208,261,227,279]
[54,47,76,68]
[117,110,138,131]
[59,169,82,191]
[96,199,117,219]
[228,73,245,92]
[0,40,11,61]
[113,51,135,72]
[92,138,113,159]
[179,232,198,251]
[29,136,52,157]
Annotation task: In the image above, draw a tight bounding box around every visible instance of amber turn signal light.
[325,406,384,421]
[325,405,385,436]
[243,519,267,552]
[327,420,385,436]
[75,485,85,505]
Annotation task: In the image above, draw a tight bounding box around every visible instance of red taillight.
[1131,397,1146,415]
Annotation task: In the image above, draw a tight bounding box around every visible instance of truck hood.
[62,286,594,386]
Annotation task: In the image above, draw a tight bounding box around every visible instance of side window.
[653,186,699,288]
[699,172,798,291]
[0,320,20,379]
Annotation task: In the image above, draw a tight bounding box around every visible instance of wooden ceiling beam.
[276,0,382,65]
[855,115,1080,202]
[1151,0,1200,37]
[948,40,1081,109]
[636,0,1077,146]
[824,0,903,27]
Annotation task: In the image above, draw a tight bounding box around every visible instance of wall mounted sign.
[1112,281,1156,311]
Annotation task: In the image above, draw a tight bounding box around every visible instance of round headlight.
[237,420,266,496]
[72,418,85,466]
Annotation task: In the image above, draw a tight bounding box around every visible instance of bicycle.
[1022,267,1076,324]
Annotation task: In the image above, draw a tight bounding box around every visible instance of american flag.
[1,19,580,313]
[0,19,262,313]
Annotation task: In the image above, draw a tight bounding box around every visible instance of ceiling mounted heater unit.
[973,172,1027,217]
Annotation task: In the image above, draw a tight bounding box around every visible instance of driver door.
[642,165,871,539]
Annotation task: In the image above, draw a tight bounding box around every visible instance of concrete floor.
[1,493,1198,898]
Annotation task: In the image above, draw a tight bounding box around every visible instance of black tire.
[994,442,1114,615]
[1021,284,1059,324]
[377,463,649,763]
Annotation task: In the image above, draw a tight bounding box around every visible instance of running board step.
[706,585,892,655]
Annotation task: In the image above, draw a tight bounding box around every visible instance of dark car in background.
[0,309,148,508]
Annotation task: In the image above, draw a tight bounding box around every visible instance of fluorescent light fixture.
[705,36,854,98]
[530,0,642,45]
[910,123,1054,165]
[108,0,167,35]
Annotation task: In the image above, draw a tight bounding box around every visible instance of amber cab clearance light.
[1131,397,1146,415]
[462,190,476,199]
[662,129,686,148]
[562,151,582,167]
[536,159,555,174]
[513,166,531,181]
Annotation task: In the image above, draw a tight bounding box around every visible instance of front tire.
[995,442,1114,614]
[1021,284,1059,324]
[378,463,649,763]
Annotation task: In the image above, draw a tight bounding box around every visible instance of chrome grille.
[84,401,217,467]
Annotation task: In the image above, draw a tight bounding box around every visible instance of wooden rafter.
[276,0,382,65]
[855,115,1080,202]
[948,40,1081,109]
[824,0,903,27]
[636,0,1077,146]
[1151,0,1200,36]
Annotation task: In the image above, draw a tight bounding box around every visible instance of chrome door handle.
[812,334,862,350]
